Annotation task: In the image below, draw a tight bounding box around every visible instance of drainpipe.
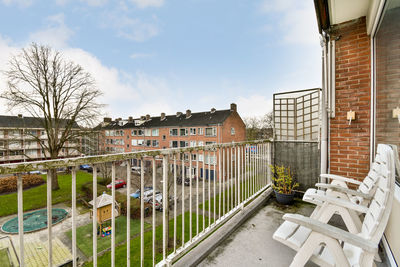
[320,34,329,179]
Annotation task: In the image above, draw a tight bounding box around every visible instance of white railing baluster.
[196,153,199,236]
[231,147,233,209]
[189,152,192,241]
[173,155,177,252]
[227,148,230,212]
[208,151,211,227]
[111,162,116,267]
[152,158,156,266]
[140,158,145,267]
[235,146,238,207]
[218,148,221,220]
[72,167,77,267]
[181,154,185,246]
[92,165,98,267]
[238,146,240,204]
[17,174,24,267]
[127,160,131,267]
[162,156,167,261]
[222,148,225,216]
[47,169,53,267]
[213,150,216,224]
[202,150,205,231]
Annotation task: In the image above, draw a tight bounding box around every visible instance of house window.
[198,128,203,135]
[198,141,204,146]
[205,127,216,136]
[162,135,166,140]
[190,128,196,135]
[131,130,137,136]
[206,141,216,145]
[180,128,188,136]
[170,129,178,136]
[152,129,159,136]
[131,140,138,146]
[138,130,144,136]
[146,140,151,147]
[231,127,235,135]
[171,141,178,148]
[190,141,197,147]
[180,141,188,147]
[0,151,4,157]
[0,141,4,147]
[138,139,144,146]
[145,129,151,136]
[191,154,197,161]
[152,140,159,147]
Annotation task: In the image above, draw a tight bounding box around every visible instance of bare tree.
[1,43,103,190]
[243,112,273,140]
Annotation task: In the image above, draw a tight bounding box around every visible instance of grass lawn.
[84,212,210,267]
[0,249,11,267]
[66,216,150,257]
[0,171,94,217]
[199,176,265,221]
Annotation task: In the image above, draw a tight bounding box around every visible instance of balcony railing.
[0,140,272,267]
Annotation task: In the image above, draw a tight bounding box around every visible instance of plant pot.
[274,190,295,205]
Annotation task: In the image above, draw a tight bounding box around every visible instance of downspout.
[320,33,329,179]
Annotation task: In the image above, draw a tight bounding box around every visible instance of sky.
[0,0,322,120]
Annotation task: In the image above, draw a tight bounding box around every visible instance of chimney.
[103,117,112,122]
[161,112,166,121]
[146,114,151,120]
[128,116,133,122]
[186,109,191,118]
[176,112,183,117]
[18,114,23,118]
[210,108,216,113]
[116,118,122,122]
[140,115,146,120]
[230,103,237,112]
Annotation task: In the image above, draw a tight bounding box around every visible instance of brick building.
[99,103,246,179]
[314,0,400,263]
[0,115,80,163]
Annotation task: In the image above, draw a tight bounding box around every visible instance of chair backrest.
[360,144,395,245]
[358,145,390,196]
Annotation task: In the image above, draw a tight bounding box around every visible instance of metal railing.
[0,140,272,267]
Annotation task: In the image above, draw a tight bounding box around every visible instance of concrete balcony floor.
[199,198,390,267]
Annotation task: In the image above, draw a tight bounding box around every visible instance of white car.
[131,166,146,174]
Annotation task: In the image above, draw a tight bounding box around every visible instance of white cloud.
[235,95,273,118]
[29,13,73,48]
[130,52,153,59]
[260,0,319,45]
[130,0,164,9]
[114,16,159,42]
[80,0,107,6]
[1,0,33,7]
[55,0,68,6]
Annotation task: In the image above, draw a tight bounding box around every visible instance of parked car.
[28,170,47,175]
[131,166,146,174]
[149,193,174,211]
[106,179,127,189]
[130,187,153,198]
[79,164,93,172]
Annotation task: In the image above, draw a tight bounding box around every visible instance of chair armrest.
[311,194,369,213]
[283,213,378,253]
[315,183,372,200]
[320,174,362,185]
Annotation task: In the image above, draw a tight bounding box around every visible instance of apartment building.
[0,115,80,163]
[100,103,246,179]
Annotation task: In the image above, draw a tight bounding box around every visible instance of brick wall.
[330,17,371,180]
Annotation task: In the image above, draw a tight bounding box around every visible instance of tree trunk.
[50,168,60,190]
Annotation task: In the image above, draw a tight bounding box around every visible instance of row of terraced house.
[98,103,246,179]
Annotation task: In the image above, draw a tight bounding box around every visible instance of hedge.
[0,175,45,194]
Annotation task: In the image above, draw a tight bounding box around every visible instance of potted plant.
[270,165,299,205]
